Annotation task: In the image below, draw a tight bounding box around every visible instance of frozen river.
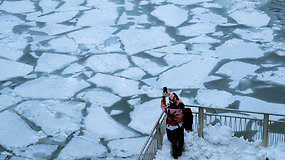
[0,0,285,159]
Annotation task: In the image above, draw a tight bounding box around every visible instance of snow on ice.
[115,67,146,80]
[234,28,274,43]
[0,1,35,13]
[13,144,58,159]
[15,100,85,141]
[14,76,90,99]
[0,111,45,149]
[0,94,22,111]
[88,73,139,97]
[128,99,163,134]
[177,23,216,37]
[35,53,78,73]
[61,63,85,75]
[0,59,33,81]
[151,5,188,27]
[85,106,137,140]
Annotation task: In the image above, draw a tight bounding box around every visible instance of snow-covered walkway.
[155,125,285,160]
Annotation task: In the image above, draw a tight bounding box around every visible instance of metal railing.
[137,105,285,160]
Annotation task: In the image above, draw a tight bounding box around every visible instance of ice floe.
[202,2,223,8]
[85,54,130,73]
[117,13,149,25]
[0,46,24,61]
[110,110,124,116]
[14,76,90,99]
[85,106,137,140]
[156,55,218,89]
[62,63,85,75]
[30,23,81,36]
[144,44,188,58]
[234,28,274,43]
[168,0,212,5]
[35,11,79,24]
[128,99,162,134]
[88,73,139,97]
[215,39,264,59]
[108,137,147,158]
[190,9,228,25]
[151,5,188,27]
[13,144,57,159]
[44,36,78,53]
[195,89,236,108]
[131,56,169,76]
[57,132,107,159]
[256,67,285,86]
[117,26,173,54]
[0,111,45,149]
[0,94,22,111]
[163,53,193,67]
[39,0,59,14]
[115,67,146,80]
[15,100,85,140]
[77,88,121,107]
[229,10,270,28]
[177,23,216,37]
[0,14,24,34]
[0,1,35,13]
[0,59,33,82]
[35,53,78,73]
[185,35,220,44]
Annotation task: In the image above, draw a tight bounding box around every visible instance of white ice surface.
[39,0,59,14]
[110,110,123,116]
[202,2,223,8]
[0,94,22,111]
[128,99,163,134]
[168,0,212,5]
[115,67,146,80]
[35,11,79,24]
[0,46,24,61]
[234,28,274,43]
[77,88,121,107]
[45,36,78,53]
[0,15,24,32]
[229,10,270,28]
[190,9,228,25]
[216,61,259,80]
[13,144,57,160]
[155,125,285,160]
[88,73,139,97]
[163,53,192,67]
[215,39,264,59]
[195,89,236,108]
[14,76,90,99]
[132,56,169,76]
[108,137,147,158]
[177,23,216,37]
[30,23,80,36]
[117,26,173,54]
[0,59,33,81]
[151,5,188,27]
[256,67,285,86]
[156,55,218,89]
[62,63,85,75]
[85,106,137,140]
[0,1,35,13]
[15,100,85,140]
[0,111,45,149]
[57,132,107,159]
[85,54,130,73]
[35,53,78,73]
[185,35,220,44]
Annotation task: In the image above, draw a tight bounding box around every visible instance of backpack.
[182,107,193,131]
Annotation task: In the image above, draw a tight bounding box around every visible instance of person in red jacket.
[161,88,184,159]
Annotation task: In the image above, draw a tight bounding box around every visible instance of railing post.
[263,114,269,147]
[156,126,163,150]
[198,107,204,138]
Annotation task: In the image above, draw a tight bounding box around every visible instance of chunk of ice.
[62,63,85,75]
[256,67,285,86]
[115,67,146,80]
[13,144,57,159]
[14,76,90,99]
[177,23,216,37]
[185,35,220,44]
[0,47,24,61]
[0,111,45,149]
[229,10,270,28]
[85,54,130,73]
[132,56,169,76]
[168,0,212,5]
[36,11,79,24]
[0,1,35,13]
[77,9,117,27]
[151,5,188,27]
[128,99,162,134]
[0,59,33,82]
[0,94,22,111]
[85,106,137,140]
[88,73,139,97]
[35,53,78,73]
[234,28,274,43]
[45,36,78,53]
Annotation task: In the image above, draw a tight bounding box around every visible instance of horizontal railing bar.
[186,105,285,117]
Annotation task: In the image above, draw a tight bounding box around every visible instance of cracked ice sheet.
[190,8,228,25]
[0,46,24,61]
[151,5,188,27]
[13,144,57,160]
[168,0,212,5]
[57,132,106,159]
[0,111,45,149]
[131,56,169,76]
[215,39,264,59]
[117,13,149,25]
[154,55,218,89]
[117,26,173,54]
[35,11,79,24]
[29,23,81,36]
[234,28,274,43]
[41,36,78,53]
[85,54,130,73]
[0,94,22,111]
[85,106,137,140]
[145,44,188,58]
[15,100,85,141]
[62,63,85,75]
[88,73,139,97]
[185,35,220,44]
[229,10,270,28]
[128,99,162,134]
[256,67,285,86]
[177,23,216,37]
[0,59,33,82]
[108,137,147,158]
[77,88,121,107]
[35,53,78,73]
[14,76,90,99]
[195,89,236,108]
[114,67,146,80]
[0,1,35,13]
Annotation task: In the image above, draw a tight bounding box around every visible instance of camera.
[163,87,167,94]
